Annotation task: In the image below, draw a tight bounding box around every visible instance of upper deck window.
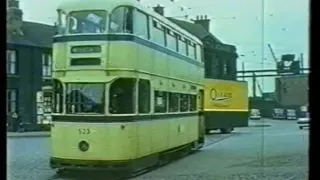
[56,10,67,35]
[68,10,107,34]
[109,7,133,33]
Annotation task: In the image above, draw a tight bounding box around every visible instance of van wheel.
[220,128,232,134]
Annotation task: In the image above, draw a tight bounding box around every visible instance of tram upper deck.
[53,0,204,84]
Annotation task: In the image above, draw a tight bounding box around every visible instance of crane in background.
[268,44,278,63]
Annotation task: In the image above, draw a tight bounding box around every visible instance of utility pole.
[242,62,245,81]
[252,73,257,98]
[300,53,304,74]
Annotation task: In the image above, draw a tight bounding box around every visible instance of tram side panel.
[51,115,199,163]
[203,79,249,133]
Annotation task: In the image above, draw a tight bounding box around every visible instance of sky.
[19,0,309,96]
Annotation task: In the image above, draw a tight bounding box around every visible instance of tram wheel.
[56,168,67,174]
[205,129,211,135]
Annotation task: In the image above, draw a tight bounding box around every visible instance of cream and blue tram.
[50,0,205,172]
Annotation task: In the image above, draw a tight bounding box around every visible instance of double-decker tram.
[50,0,206,173]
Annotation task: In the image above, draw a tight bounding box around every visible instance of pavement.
[7,131,50,138]
[6,119,277,138]
[7,118,308,180]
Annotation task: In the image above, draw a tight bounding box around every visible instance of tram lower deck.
[50,113,202,170]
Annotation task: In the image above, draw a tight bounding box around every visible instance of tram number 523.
[78,128,91,135]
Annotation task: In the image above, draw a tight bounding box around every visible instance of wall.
[7,43,48,127]
[275,75,308,106]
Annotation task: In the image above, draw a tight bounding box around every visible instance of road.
[7,120,308,180]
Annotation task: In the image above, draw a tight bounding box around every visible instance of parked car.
[272,108,286,120]
[297,111,309,129]
[286,109,297,120]
[250,109,261,120]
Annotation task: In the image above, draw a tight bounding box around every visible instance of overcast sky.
[19,0,309,95]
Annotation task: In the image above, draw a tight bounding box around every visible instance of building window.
[42,53,52,77]
[7,50,16,74]
[223,62,228,75]
[6,89,17,114]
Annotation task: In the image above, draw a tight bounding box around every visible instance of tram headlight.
[78,140,90,152]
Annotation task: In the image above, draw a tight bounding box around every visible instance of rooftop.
[167,17,222,43]
[7,21,55,48]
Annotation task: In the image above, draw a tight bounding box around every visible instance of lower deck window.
[66,83,105,114]
[169,93,179,112]
[53,79,63,113]
[109,79,136,114]
[179,94,189,112]
[189,95,197,111]
[139,79,151,113]
[154,91,167,113]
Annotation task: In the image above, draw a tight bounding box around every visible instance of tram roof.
[57,0,202,45]
[59,76,118,83]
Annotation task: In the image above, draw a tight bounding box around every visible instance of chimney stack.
[194,15,210,32]
[153,4,164,16]
[7,0,23,36]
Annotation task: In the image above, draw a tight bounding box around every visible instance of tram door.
[198,90,205,143]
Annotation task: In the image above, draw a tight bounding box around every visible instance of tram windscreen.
[66,83,105,114]
[68,10,107,34]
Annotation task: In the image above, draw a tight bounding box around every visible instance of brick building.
[6,0,55,131]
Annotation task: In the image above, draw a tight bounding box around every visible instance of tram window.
[109,79,136,114]
[138,80,151,114]
[133,10,148,39]
[169,93,179,112]
[189,95,197,111]
[110,7,133,33]
[57,10,67,35]
[196,44,203,62]
[154,91,167,113]
[166,29,178,51]
[66,83,105,114]
[53,79,63,113]
[178,37,187,56]
[180,94,189,112]
[152,20,165,46]
[68,10,107,34]
[188,42,196,59]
